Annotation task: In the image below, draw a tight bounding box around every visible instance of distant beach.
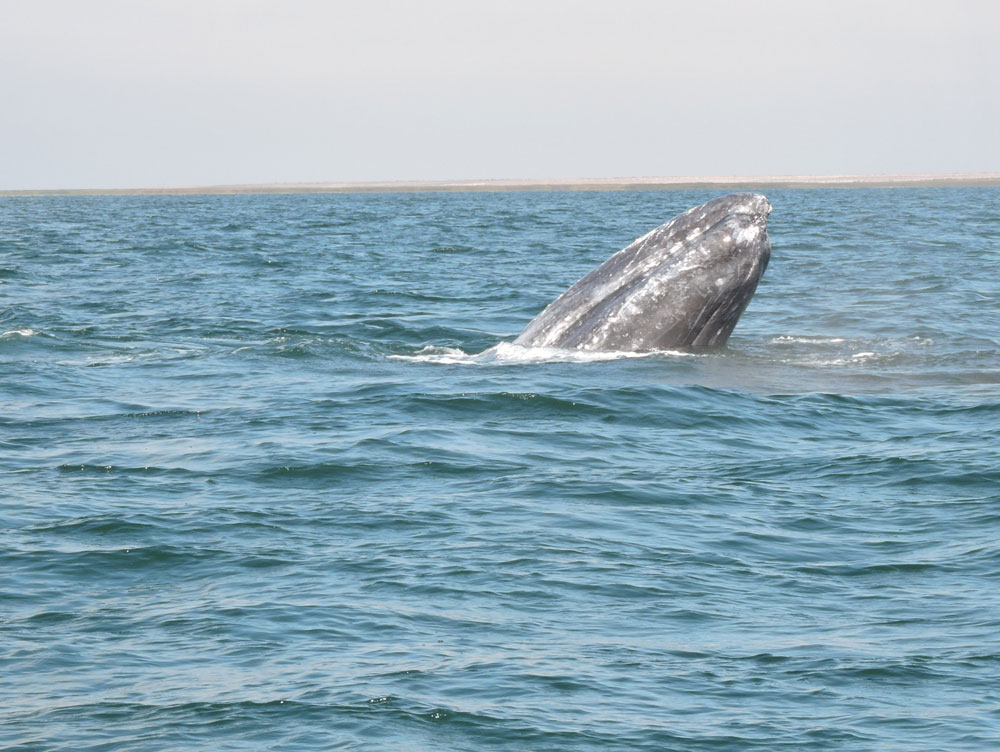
[3,173,1000,196]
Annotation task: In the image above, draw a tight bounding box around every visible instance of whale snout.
[733,193,772,222]
[719,194,771,254]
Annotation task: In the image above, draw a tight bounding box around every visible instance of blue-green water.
[2,188,999,751]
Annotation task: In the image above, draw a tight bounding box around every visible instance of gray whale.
[514,193,772,351]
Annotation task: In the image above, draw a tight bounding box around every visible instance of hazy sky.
[3,0,998,189]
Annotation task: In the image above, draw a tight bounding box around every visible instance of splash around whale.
[514,193,772,352]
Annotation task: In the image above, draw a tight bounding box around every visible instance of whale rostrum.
[514,193,772,351]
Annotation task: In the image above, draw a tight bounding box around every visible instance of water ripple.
[2,189,999,751]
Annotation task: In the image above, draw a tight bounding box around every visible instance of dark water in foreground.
[2,188,999,751]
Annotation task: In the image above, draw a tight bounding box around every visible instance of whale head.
[514,193,772,351]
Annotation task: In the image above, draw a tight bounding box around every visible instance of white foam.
[390,341,699,365]
[1,328,37,339]
[389,345,476,364]
[771,335,846,344]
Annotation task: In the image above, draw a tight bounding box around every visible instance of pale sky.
[3,0,998,190]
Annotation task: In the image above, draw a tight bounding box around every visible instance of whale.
[514,193,772,351]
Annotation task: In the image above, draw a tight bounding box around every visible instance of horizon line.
[3,172,1000,196]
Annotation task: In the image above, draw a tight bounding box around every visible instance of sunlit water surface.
[2,188,999,750]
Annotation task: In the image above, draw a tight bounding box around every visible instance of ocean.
[2,187,999,750]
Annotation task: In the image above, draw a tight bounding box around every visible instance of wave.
[771,335,848,344]
[388,333,938,375]
[390,341,701,365]
[1,327,42,339]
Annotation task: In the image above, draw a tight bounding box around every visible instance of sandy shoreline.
[3,173,1000,196]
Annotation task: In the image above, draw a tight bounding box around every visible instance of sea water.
[2,188,999,750]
